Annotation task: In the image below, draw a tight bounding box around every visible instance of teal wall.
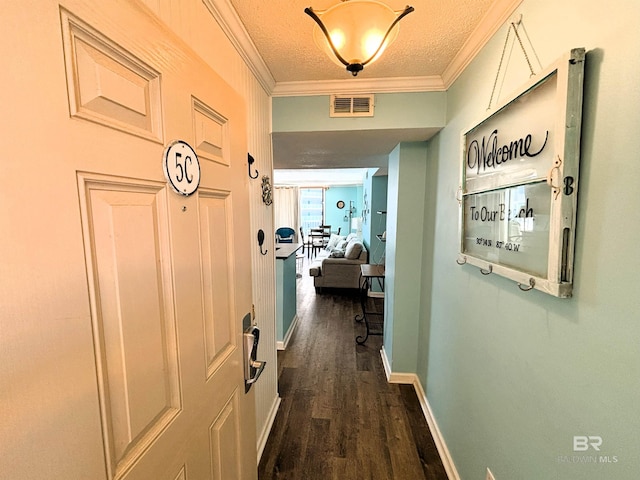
[324,186,360,235]
[356,185,364,229]
[362,169,374,247]
[362,171,388,265]
[269,3,639,476]
[273,92,446,132]
[384,143,427,372]
[418,1,640,479]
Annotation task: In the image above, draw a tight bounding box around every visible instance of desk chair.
[309,228,325,258]
[299,227,313,258]
[319,225,331,247]
[275,227,295,243]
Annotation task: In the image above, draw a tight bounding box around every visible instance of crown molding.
[203,0,521,97]
[441,0,523,88]
[202,0,276,94]
[272,75,446,97]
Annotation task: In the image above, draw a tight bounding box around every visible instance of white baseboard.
[256,395,281,462]
[412,378,461,480]
[276,314,298,351]
[379,347,460,480]
[380,345,392,378]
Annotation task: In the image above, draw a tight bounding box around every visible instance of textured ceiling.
[221,0,520,173]
[272,127,440,169]
[229,0,496,82]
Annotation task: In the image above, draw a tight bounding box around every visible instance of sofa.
[309,233,368,292]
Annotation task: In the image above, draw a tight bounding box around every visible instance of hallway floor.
[258,257,447,479]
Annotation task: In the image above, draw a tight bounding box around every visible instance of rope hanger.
[487,15,543,110]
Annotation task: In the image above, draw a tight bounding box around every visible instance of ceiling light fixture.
[304,1,414,76]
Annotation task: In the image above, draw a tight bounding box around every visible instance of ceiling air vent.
[330,94,374,117]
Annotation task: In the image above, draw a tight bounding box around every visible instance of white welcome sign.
[458,49,585,297]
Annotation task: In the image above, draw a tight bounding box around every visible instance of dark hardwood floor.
[258,257,448,480]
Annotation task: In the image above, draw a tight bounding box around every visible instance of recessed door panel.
[61,9,163,142]
[199,190,235,377]
[209,392,242,480]
[193,97,229,165]
[79,176,181,474]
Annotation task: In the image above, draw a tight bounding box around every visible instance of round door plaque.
[163,140,201,196]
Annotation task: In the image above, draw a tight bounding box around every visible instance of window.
[299,188,324,235]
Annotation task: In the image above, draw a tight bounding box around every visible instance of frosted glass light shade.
[305,1,414,76]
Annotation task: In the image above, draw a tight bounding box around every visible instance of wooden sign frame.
[458,48,585,297]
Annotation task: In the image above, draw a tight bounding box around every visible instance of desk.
[355,264,385,345]
[275,243,302,349]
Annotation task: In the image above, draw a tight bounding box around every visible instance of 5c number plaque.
[163,140,201,196]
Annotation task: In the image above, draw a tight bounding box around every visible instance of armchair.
[275,227,295,243]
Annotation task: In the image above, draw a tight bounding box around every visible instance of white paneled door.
[0,1,257,479]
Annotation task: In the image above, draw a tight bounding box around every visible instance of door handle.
[243,325,266,393]
[245,359,266,387]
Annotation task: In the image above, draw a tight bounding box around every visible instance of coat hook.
[480,265,493,275]
[546,156,562,200]
[518,277,535,291]
[248,153,259,179]
[456,256,467,265]
[257,229,268,256]
[456,186,463,205]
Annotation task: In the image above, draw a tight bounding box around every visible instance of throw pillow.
[329,250,345,258]
[345,241,363,259]
[336,239,348,250]
[325,233,344,251]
